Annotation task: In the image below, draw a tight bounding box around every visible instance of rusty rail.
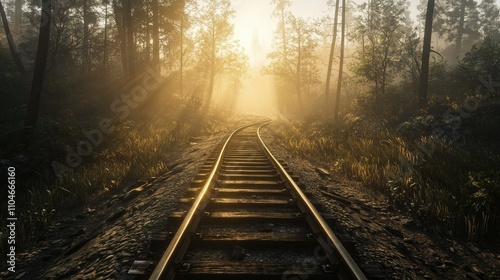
[257,122,367,280]
[149,123,259,280]
[148,121,367,280]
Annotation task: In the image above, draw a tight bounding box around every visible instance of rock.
[315,167,330,177]
[403,237,415,244]
[470,266,485,278]
[430,250,439,257]
[49,247,64,257]
[384,225,404,238]
[118,252,132,259]
[231,246,246,261]
[466,273,482,280]
[396,242,409,254]
[402,219,418,229]
[104,254,115,261]
[189,137,201,143]
[75,213,87,219]
[123,187,144,202]
[449,247,455,253]
[107,207,126,222]
[68,228,85,238]
[49,239,63,245]
[396,112,468,144]
[444,261,456,267]
[171,166,184,174]
[414,257,425,264]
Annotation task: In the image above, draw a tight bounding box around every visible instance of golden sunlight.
[229,0,332,117]
[231,0,277,117]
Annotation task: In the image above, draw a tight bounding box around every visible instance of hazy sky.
[231,0,500,61]
[230,0,500,116]
[230,0,420,59]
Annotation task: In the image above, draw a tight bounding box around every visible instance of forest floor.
[1,118,499,280]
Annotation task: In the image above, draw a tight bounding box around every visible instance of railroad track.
[131,122,368,280]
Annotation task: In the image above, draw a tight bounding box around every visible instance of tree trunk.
[281,6,287,64]
[204,30,216,113]
[145,18,151,63]
[296,35,302,112]
[103,2,108,71]
[324,0,339,108]
[152,0,160,74]
[14,0,22,34]
[180,8,184,95]
[82,0,90,73]
[455,0,466,57]
[124,0,136,79]
[24,0,51,131]
[419,0,435,107]
[112,0,128,77]
[381,66,386,95]
[0,0,26,76]
[334,0,345,123]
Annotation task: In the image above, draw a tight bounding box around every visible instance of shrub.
[271,115,500,241]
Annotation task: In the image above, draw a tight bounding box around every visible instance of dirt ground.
[261,123,500,280]
[1,120,499,280]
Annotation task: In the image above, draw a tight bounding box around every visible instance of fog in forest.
[1,0,500,277]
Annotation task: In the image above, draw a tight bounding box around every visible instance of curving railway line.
[132,122,369,280]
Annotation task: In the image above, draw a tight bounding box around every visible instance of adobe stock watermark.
[51,67,163,182]
[6,166,17,273]
[393,73,499,180]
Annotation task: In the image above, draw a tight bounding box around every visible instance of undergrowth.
[271,113,500,242]
[0,105,233,255]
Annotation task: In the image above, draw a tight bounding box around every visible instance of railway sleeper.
[194,173,282,181]
[167,211,336,226]
[185,188,293,199]
[177,197,322,211]
[191,180,285,188]
[218,174,281,181]
[173,261,340,280]
[143,123,368,280]
[221,169,285,175]
[151,231,352,252]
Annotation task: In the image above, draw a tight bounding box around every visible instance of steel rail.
[149,122,261,280]
[257,122,367,280]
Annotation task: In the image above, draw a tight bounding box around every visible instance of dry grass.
[0,107,234,255]
[271,116,500,241]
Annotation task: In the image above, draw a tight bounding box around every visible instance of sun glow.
[230,0,277,117]
[231,0,274,62]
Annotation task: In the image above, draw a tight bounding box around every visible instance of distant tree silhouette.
[24,0,51,131]
[152,0,160,74]
[352,0,410,98]
[264,13,319,113]
[196,0,248,112]
[334,0,345,122]
[431,0,480,57]
[0,0,25,76]
[419,0,435,107]
[325,0,339,108]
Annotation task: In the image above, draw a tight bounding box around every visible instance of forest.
[0,0,499,271]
